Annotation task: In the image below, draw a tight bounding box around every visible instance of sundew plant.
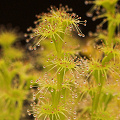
[0,28,37,120]
[25,2,120,120]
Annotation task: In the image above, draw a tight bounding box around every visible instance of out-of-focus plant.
[0,28,36,120]
[85,0,120,119]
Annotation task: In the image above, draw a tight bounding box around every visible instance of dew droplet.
[26,39,30,43]
[68,117,71,120]
[84,20,87,23]
[34,47,37,50]
[83,80,86,84]
[37,43,40,46]
[106,92,108,95]
[82,34,85,37]
[78,33,82,36]
[85,1,89,5]
[35,118,38,120]
[40,95,43,98]
[43,66,46,68]
[51,89,54,92]
[28,113,31,116]
[61,95,63,98]
[98,83,101,86]
[73,116,76,119]
[30,85,32,88]
[76,76,79,78]
[86,12,93,17]
[27,109,30,112]
[33,114,37,117]
[31,80,33,83]
[33,96,36,100]
[30,103,33,106]
[72,95,74,98]
[117,97,120,100]
[73,111,77,115]
[72,101,74,104]
[75,94,78,98]
[37,87,40,90]
[24,33,28,37]
[28,46,33,51]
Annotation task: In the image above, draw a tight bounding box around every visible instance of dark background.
[0,0,100,35]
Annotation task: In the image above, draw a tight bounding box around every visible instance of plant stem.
[52,30,65,108]
[107,20,116,46]
[53,68,64,108]
[92,86,102,112]
[92,86,102,120]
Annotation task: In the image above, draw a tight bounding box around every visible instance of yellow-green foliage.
[0,29,37,120]
[0,31,17,47]
[0,31,23,60]
[26,2,120,120]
